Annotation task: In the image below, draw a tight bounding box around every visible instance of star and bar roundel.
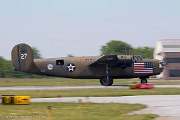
[66,63,76,72]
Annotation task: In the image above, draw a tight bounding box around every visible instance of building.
[154,39,180,80]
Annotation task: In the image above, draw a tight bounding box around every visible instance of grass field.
[0,78,178,120]
[0,78,132,86]
[1,78,180,97]
[1,78,180,86]
[0,102,157,120]
[0,88,180,98]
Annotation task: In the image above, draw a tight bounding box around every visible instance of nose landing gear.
[140,78,148,84]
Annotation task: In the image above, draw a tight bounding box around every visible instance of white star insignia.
[67,63,76,72]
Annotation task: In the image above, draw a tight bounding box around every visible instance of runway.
[31,95,180,120]
[0,85,180,90]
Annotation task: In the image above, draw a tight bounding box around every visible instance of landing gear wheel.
[100,76,113,86]
[141,78,148,84]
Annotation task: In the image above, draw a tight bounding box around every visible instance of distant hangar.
[154,39,180,80]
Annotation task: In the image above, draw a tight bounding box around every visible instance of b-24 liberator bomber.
[11,43,166,86]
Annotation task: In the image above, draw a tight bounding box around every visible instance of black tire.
[100,76,113,86]
[141,79,148,84]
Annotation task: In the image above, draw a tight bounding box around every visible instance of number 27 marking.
[21,53,27,59]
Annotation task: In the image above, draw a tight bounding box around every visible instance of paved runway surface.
[1,85,180,90]
[31,95,180,120]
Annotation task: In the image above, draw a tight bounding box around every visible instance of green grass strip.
[0,102,157,120]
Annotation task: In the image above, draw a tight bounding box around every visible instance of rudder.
[11,43,34,72]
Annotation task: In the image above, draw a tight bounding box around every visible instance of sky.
[0,0,180,60]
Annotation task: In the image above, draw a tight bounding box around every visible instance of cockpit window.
[133,56,143,62]
[138,56,143,60]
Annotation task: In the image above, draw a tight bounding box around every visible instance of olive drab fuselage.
[32,56,162,79]
[11,43,165,86]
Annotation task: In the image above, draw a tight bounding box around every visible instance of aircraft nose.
[159,60,167,69]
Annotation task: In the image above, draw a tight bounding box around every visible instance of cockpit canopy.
[133,55,143,62]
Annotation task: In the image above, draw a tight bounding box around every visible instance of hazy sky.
[1,0,180,60]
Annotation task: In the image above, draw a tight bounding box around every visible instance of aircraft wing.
[89,55,119,66]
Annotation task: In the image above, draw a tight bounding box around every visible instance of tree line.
[0,40,154,78]
[101,40,154,58]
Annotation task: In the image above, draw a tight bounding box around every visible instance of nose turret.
[159,60,167,70]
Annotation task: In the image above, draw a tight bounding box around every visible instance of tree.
[133,47,154,59]
[0,56,6,77]
[32,47,42,59]
[101,40,132,55]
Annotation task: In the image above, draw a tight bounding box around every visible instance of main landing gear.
[100,76,113,86]
[100,65,113,86]
[140,78,148,84]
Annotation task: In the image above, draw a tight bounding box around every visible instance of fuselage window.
[56,60,64,65]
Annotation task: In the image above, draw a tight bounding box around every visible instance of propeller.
[159,60,167,69]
